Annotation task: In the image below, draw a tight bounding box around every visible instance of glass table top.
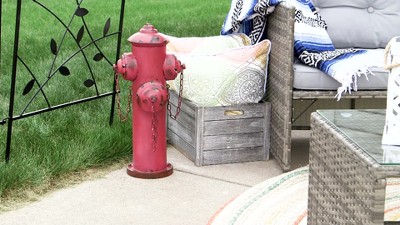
[317,109,400,165]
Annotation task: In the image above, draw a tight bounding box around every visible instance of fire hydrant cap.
[128,23,169,46]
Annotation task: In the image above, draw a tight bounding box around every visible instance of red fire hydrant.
[114,23,185,179]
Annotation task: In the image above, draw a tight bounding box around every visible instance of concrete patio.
[0,130,310,225]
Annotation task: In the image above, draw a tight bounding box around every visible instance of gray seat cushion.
[312,0,400,49]
[292,0,399,90]
[293,50,388,90]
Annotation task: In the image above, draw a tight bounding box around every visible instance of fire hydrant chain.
[115,73,132,122]
[151,103,158,152]
[167,71,184,120]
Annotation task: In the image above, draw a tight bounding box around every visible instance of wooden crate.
[167,90,271,166]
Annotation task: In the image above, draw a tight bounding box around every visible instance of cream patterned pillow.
[170,39,271,107]
[164,33,251,54]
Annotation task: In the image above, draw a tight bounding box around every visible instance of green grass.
[0,0,231,209]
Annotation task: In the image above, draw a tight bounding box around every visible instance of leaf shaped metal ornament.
[75,8,89,17]
[50,38,57,55]
[93,53,104,61]
[84,79,95,87]
[59,66,71,76]
[76,26,85,43]
[103,18,111,36]
[22,79,35,95]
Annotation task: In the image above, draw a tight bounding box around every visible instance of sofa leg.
[350,99,356,109]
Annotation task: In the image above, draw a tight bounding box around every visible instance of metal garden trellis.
[0,0,126,162]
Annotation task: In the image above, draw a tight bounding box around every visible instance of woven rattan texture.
[265,2,295,172]
[293,90,387,99]
[265,3,387,171]
[308,112,400,225]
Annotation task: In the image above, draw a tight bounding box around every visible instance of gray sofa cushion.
[312,0,400,49]
[293,49,388,90]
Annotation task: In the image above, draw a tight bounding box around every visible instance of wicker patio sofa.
[265,0,400,171]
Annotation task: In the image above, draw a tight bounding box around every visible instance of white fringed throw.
[221,0,384,99]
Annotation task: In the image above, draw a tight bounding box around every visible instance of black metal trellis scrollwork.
[0,0,126,162]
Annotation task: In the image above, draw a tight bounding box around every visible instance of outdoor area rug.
[207,166,400,225]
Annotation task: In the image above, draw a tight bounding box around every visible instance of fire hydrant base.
[127,163,173,179]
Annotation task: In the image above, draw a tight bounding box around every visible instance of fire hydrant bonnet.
[128,23,169,47]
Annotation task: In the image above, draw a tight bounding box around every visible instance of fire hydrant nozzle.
[114,53,138,81]
[137,81,168,113]
[113,23,185,179]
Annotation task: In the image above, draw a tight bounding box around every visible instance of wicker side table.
[308,109,400,225]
